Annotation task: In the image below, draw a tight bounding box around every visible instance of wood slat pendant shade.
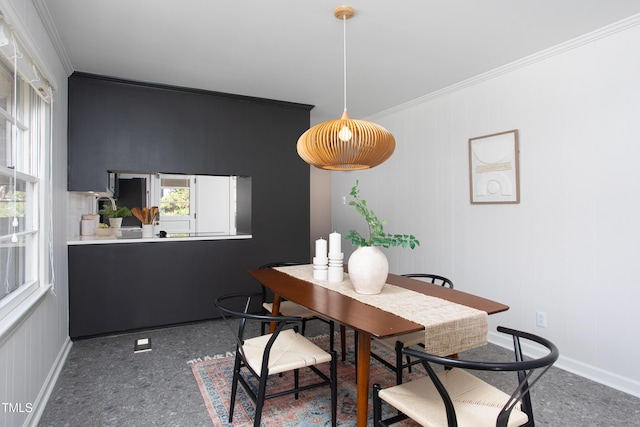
[297,111,396,170]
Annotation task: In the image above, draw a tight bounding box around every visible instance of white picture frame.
[469,130,520,204]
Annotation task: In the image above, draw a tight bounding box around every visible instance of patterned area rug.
[189,332,422,426]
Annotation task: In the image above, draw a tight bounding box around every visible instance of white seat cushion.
[242,329,333,375]
[263,301,318,318]
[374,331,425,349]
[378,368,529,427]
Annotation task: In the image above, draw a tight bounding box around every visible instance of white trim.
[0,281,38,324]
[25,336,72,427]
[0,283,51,347]
[0,164,38,182]
[367,13,640,121]
[31,0,73,76]
[488,330,640,399]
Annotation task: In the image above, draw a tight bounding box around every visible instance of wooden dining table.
[249,267,509,427]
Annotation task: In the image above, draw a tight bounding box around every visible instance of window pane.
[0,234,25,303]
[0,58,11,113]
[160,178,191,216]
[0,58,15,169]
[16,126,32,175]
[0,118,8,168]
[160,188,191,216]
[0,173,26,237]
[16,81,33,175]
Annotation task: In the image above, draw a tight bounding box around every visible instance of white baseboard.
[488,331,640,399]
[25,336,73,427]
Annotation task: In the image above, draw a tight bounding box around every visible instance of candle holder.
[328,252,344,282]
[313,256,329,280]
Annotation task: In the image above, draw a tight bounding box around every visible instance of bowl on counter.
[94,227,113,237]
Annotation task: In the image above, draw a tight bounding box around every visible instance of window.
[110,171,247,235]
[0,22,52,321]
[160,176,192,217]
[158,174,195,233]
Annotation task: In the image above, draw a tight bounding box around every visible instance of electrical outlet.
[536,311,547,328]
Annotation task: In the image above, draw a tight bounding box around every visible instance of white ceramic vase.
[108,217,123,228]
[347,246,389,294]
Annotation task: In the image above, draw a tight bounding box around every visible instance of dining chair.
[215,292,338,427]
[373,326,559,427]
[259,262,336,353]
[401,273,453,288]
[371,273,454,384]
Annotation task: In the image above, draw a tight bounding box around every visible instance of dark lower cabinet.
[69,239,279,339]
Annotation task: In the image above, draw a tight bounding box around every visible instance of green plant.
[98,204,132,218]
[344,180,420,249]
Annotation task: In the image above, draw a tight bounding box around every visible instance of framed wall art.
[468,129,520,204]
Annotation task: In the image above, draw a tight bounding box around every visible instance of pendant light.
[296,6,395,170]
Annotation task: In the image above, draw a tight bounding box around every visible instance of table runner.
[275,264,488,356]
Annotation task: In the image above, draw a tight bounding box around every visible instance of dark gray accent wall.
[68,72,313,188]
[68,72,313,338]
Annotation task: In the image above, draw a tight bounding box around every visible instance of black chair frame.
[401,273,454,288]
[370,339,420,384]
[373,326,559,427]
[216,292,338,427]
[259,262,336,352]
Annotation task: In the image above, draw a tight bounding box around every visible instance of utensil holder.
[142,224,153,238]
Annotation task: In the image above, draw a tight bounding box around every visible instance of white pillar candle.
[315,238,327,258]
[329,231,341,255]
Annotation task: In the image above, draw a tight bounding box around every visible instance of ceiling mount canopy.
[297,5,395,171]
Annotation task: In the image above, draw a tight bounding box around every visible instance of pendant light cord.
[342,14,348,113]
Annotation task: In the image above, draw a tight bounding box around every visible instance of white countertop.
[68,228,252,245]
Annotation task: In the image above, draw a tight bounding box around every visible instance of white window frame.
[0,17,52,328]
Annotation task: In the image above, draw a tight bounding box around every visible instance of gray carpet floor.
[38,319,640,426]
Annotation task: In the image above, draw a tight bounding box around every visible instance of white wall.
[0,1,70,426]
[310,166,332,259]
[332,16,640,397]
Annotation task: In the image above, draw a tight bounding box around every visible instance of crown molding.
[32,0,73,76]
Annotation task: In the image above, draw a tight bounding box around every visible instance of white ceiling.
[40,0,640,125]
